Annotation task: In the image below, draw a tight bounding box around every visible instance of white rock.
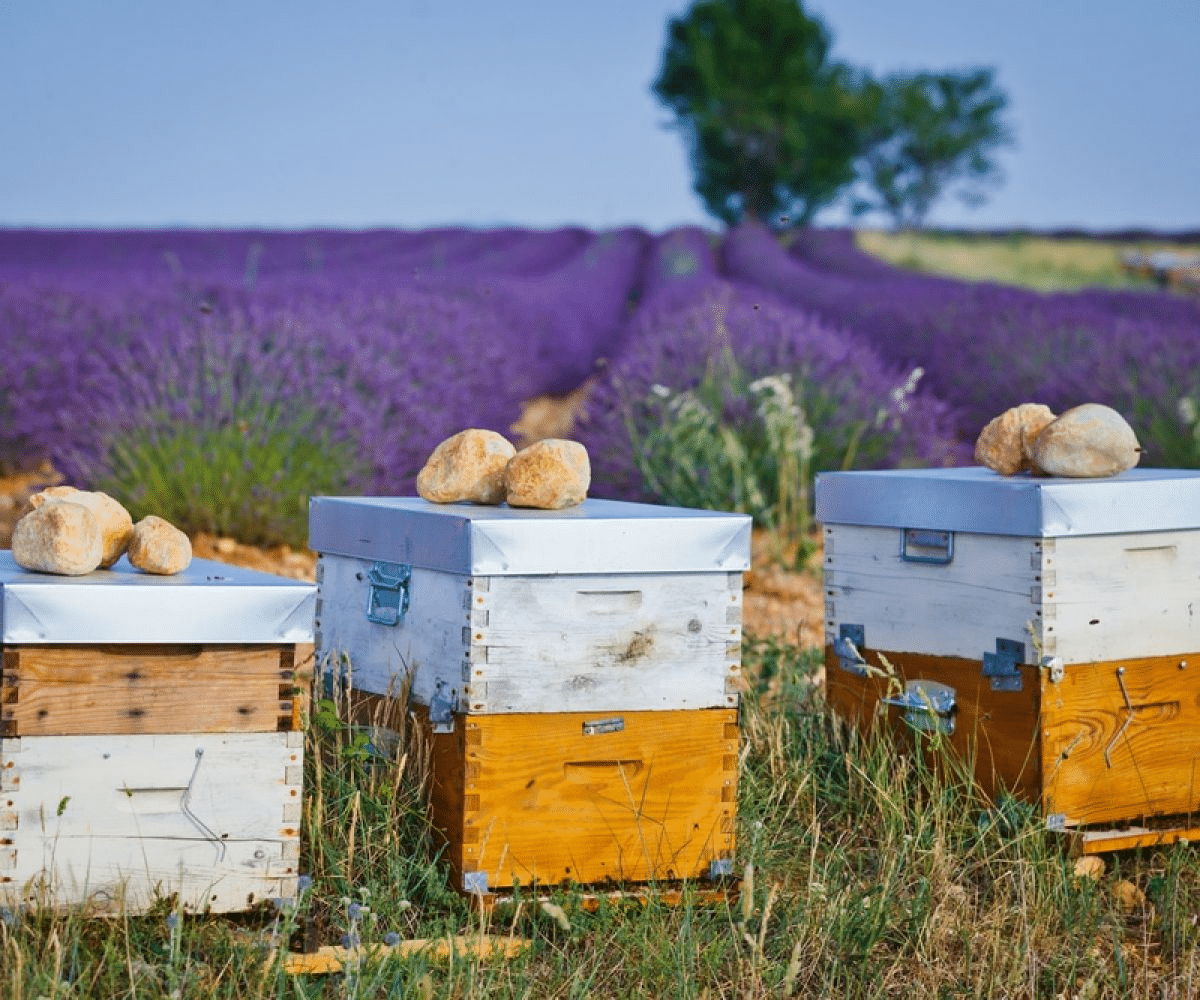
[31,486,134,568]
[416,429,516,504]
[11,501,104,575]
[1030,403,1141,478]
[974,404,1057,475]
[127,515,192,575]
[504,439,590,509]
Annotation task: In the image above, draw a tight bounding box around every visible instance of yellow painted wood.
[422,707,737,890]
[283,935,532,974]
[1078,825,1200,856]
[824,645,1042,802]
[1,644,295,736]
[1041,652,1200,826]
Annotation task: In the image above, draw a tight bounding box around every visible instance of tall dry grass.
[5,641,1200,997]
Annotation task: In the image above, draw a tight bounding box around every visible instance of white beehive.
[0,552,314,913]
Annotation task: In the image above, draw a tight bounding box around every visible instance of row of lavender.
[2,224,1194,543]
[728,224,1200,466]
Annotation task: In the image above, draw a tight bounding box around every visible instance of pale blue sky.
[1,1,1196,232]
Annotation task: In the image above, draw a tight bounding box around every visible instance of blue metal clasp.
[365,561,412,626]
[901,528,954,564]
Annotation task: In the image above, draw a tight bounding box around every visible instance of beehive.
[817,466,1200,853]
[0,551,315,912]
[309,496,750,895]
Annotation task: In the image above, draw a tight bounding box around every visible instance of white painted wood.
[0,732,301,914]
[824,523,1200,666]
[317,555,743,714]
[1042,531,1200,661]
[823,525,1042,662]
[317,556,471,701]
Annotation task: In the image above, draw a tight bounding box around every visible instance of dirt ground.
[0,394,826,649]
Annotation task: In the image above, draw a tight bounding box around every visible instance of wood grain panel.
[823,525,1042,662]
[1041,652,1200,825]
[317,554,741,716]
[1044,532,1200,662]
[824,645,1041,802]
[0,730,302,913]
[422,708,736,891]
[1,644,296,736]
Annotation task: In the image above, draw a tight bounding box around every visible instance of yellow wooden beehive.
[818,467,1200,854]
[309,496,750,896]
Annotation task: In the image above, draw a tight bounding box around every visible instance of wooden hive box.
[816,467,1200,853]
[309,497,750,895]
[0,551,315,913]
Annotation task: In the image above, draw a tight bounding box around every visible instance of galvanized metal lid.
[815,466,1200,537]
[0,552,315,644]
[308,497,752,575]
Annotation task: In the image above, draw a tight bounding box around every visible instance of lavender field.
[2,224,1197,544]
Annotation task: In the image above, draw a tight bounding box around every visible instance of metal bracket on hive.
[462,870,489,896]
[833,624,868,676]
[364,561,412,626]
[982,637,1026,692]
[881,680,957,735]
[428,681,456,735]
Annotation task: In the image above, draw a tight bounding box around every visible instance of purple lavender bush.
[577,263,965,510]
[724,221,1200,463]
[1,267,530,543]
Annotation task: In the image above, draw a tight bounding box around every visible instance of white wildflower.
[1179,396,1198,427]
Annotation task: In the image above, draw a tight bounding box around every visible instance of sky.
[1,1,1197,234]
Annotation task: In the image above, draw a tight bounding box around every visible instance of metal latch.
[901,528,954,564]
[709,858,734,879]
[583,717,624,736]
[429,681,455,734]
[881,680,957,735]
[834,623,868,676]
[982,638,1026,692]
[462,870,489,895]
[365,561,411,626]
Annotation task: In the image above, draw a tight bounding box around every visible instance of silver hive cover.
[0,551,315,644]
[815,466,1200,538]
[308,496,752,576]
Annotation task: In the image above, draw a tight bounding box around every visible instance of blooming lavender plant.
[578,273,965,510]
[724,221,1200,459]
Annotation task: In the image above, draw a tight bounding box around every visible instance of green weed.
[90,400,364,549]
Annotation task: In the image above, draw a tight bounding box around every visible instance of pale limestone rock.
[416,429,516,504]
[11,501,103,575]
[504,439,590,509]
[30,486,133,568]
[1030,403,1141,478]
[974,403,1056,475]
[127,515,192,575]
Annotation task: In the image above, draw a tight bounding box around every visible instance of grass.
[7,639,1200,997]
[856,229,1198,292]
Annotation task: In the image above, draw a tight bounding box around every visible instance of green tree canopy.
[853,68,1013,228]
[652,0,868,228]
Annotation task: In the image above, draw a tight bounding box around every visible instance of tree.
[653,0,869,228]
[852,68,1013,228]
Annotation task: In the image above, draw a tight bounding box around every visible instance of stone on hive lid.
[416,429,516,504]
[1030,403,1141,478]
[974,403,1057,475]
[31,486,134,568]
[127,515,193,575]
[11,500,104,575]
[504,439,590,510]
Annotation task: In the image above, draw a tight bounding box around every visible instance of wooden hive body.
[0,553,315,912]
[817,468,1200,852]
[310,497,750,893]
